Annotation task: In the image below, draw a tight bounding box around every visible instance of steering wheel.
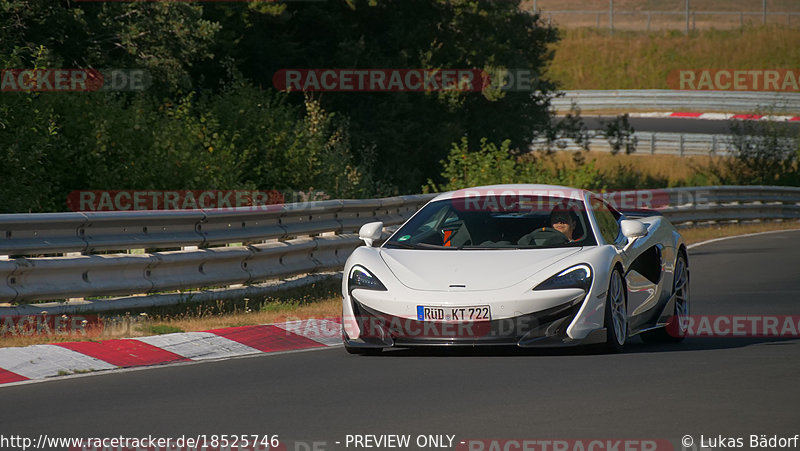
[527,227,569,246]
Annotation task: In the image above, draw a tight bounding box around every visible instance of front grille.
[350,295,585,346]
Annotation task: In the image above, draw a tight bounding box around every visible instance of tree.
[1,0,220,91]
[222,0,561,193]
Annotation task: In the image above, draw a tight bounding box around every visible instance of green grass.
[547,26,800,89]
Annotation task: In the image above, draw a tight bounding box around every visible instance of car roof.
[431,184,592,203]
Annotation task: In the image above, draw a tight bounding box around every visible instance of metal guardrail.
[660,185,800,226]
[551,90,800,114]
[533,132,797,157]
[1,187,798,313]
[0,194,436,310]
[0,196,433,255]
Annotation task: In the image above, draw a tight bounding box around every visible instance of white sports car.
[342,184,689,354]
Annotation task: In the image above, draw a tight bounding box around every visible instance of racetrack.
[1,230,799,450]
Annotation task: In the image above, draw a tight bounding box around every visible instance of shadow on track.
[344,336,799,358]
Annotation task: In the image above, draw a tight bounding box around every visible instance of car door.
[590,196,663,326]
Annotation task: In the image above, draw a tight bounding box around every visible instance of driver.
[550,205,578,241]
[517,204,580,246]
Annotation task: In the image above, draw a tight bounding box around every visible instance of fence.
[531,1,800,32]
[1,186,798,313]
[551,90,800,114]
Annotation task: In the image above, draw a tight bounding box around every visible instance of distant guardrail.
[660,185,800,226]
[533,132,798,157]
[551,90,800,114]
[1,186,798,313]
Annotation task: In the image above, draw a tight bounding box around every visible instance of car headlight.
[348,265,387,293]
[533,264,592,292]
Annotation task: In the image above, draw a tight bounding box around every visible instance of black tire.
[641,252,690,344]
[604,268,628,352]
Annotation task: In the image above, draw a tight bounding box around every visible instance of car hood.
[379,247,584,291]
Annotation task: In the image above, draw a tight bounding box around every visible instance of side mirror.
[620,219,648,252]
[621,219,648,239]
[358,221,384,247]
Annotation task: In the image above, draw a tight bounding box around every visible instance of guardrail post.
[685,0,690,34]
[740,11,744,27]
[646,12,651,32]
[711,135,717,156]
[650,133,655,155]
[680,134,685,156]
[609,0,614,34]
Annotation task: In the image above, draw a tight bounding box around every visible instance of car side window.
[591,197,621,245]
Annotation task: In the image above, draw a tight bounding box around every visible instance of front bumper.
[344,295,606,348]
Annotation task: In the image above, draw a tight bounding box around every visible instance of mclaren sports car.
[342,184,690,354]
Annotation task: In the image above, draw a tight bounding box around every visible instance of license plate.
[416,305,491,321]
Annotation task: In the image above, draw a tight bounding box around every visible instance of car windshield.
[384,195,597,250]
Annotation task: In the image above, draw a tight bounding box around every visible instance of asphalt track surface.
[2,230,799,450]
[581,116,800,135]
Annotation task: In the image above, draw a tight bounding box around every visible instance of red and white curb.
[0,318,342,386]
[625,112,800,121]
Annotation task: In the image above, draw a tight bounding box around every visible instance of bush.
[426,137,606,192]
[701,119,800,186]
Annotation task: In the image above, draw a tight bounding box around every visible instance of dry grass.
[0,298,342,349]
[546,26,800,89]
[1,277,345,348]
[159,298,341,332]
[544,150,717,187]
